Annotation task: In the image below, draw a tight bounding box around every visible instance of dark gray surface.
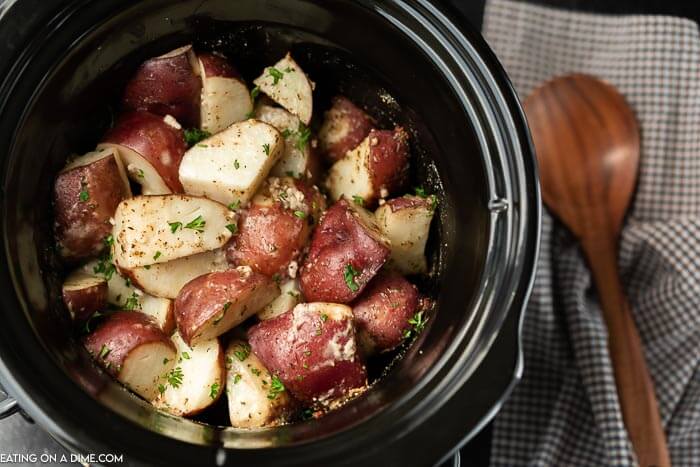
[0,413,75,466]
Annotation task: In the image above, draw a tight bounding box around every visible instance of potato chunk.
[253,53,313,125]
[319,96,374,162]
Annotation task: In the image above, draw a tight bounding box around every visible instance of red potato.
[198,53,252,134]
[62,270,108,323]
[122,249,228,299]
[100,111,187,194]
[178,120,284,206]
[253,53,314,125]
[225,339,295,428]
[325,127,410,207]
[300,198,390,303]
[83,311,177,400]
[53,148,130,262]
[152,332,224,415]
[174,267,279,346]
[352,272,420,354]
[318,96,374,162]
[257,279,302,321]
[254,104,321,181]
[375,195,435,275]
[225,177,325,278]
[248,303,367,405]
[112,194,236,269]
[123,45,202,128]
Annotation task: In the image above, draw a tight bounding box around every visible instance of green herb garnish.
[294,123,311,151]
[184,128,211,147]
[209,382,220,400]
[320,313,328,323]
[403,311,428,339]
[234,159,240,169]
[153,251,162,261]
[262,143,270,156]
[233,342,251,362]
[182,352,191,360]
[233,374,242,384]
[167,367,184,388]
[414,186,428,198]
[293,210,306,219]
[352,195,364,206]
[343,264,360,292]
[268,67,284,84]
[79,178,89,202]
[124,292,141,311]
[158,384,167,395]
[137,169,145,178]
[185,215,206,232]
[251,368,261,377]
[228,200,241,211]
[267,375,285,400]
[168,221,182,233]
[99,344,111,360]
[226,223,238,234]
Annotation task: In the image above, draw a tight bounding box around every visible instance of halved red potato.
[83,311,177,400]
[122,249,228,299]
[325,127,410,207]
[248,303,367,405]
[299,198,390,303]
[352,272,420,354]
[112,195,236,269]
[152,331,224,416]
[225,339,295,428]
[83,260,175,334]
[100,111,187,194]
[318,96,374,162]
[254,104,320,181]
[257,279,302,321]
[375,195,435,275]
[225,177,324,278]
[122,45,202,128]
[253,53,313,125]
[53,148,130,262]
[62,270,108,323]
[174,267,279,346]
[178,120,284,206]
[198,52,252,134]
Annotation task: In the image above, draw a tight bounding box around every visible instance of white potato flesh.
[63,271,105,293]
[112,195,235,269]
[226,340,292,428]
[119,342,177,401]
[254,104,314,179]
[126,249,229,299]
[178,120,283,206]
[98,143,171,195]
[200,60,252,134]
[325,137,374,202]
[257,279,302,321]
[253,53,313,125]
[63,147,131,196]
[152,332,224,415]
[375,197,434,275]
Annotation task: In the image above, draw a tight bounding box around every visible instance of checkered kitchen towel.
[482,1,700,465]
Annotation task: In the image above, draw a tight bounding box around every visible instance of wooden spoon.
[525,74,670,467]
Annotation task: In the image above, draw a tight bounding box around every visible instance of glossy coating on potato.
[62,270,108,323]
[300,198,390,303]
[352,272,419,353]
[122,45,202,128]
[54,149,130,262]
[248,303,367,404]
[319,96,374,162]
[102,111,187,193]
[174,267,279,346]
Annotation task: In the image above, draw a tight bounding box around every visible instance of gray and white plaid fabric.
[482,1,700,465]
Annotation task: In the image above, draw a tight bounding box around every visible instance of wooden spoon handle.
[583,237,671,467]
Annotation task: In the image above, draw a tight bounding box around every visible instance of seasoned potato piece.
[122,45,201,128]
[257,280,302,321]
[198,53,252,134]
[300,198,390,303]
[53,148,130,262]
[61,270,108,323]
[112,195,235,269]
[319,96,374,162]
[253,53,313,125]
[375,195,435,275]
[325,127,410,207]
[174,267,279,346]
[248,303,367,405]
[83,311,177,401]
[225,339,295,428]
[178,120,283,206]
[152,332,225,416]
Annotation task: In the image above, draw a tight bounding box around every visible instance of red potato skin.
[367,127,410,196]
[385,195,432,212]
[199,52,242,79]
[83,311,175,377]
[62,282,108,323]
[122,48,202,127]
[319,96,374,162]
[54,155,129,262]
[102,111,187,192]
[248,306,367,404]
[174,269,275,345]
[300,199,390,303]
[352,272,419,352]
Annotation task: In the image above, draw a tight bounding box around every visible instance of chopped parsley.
[79,178,89,202]
[343,264,360,292]
[185,215,206,232]
[213,301,232,325]
[320,313,328,323]
[430,194,438,211]
[153,251,162,261]
[228,200,241,211]
[209,382,220,400]
[226,223,238,234]
[98,344,111,360]
[251,367,261,377]
[262,143,270,156]
[352,195,365,206]
[184,128,211,147]
[403,311,428,339]
[182,352,191,360]
[104,234,114,248]
[124,277,132,288]
[168,221,182,233]
[234,159,240,169]
[414,186,428,198]
[268,67,284,85]
[93,258,115,281]
[162,358,170,365]
[293,210,306,219]
[137,169,145,178]
[84,311,103,334]
[271,273,282,285]
[233,342,251,362]
[251,85,260,100]
[124,292,141,311]
[158,384,167,395]
[294,123,311,151]
[267,375,285,400]
[233,374,242,384]
[281,129,293,138]
[167,367,184,388]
